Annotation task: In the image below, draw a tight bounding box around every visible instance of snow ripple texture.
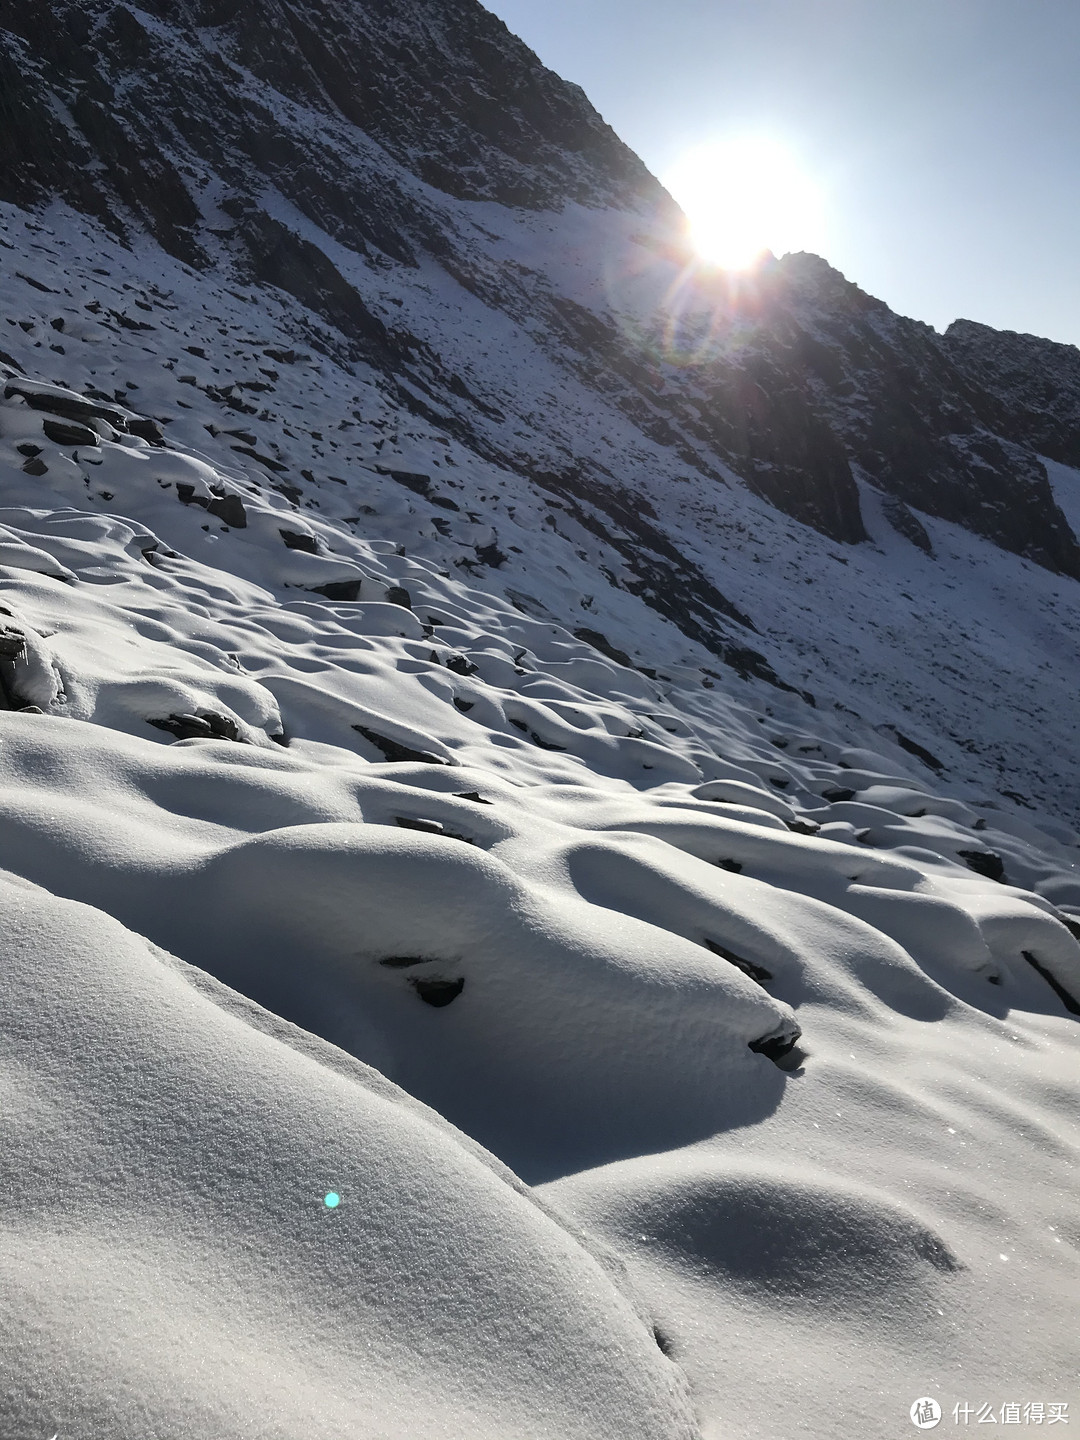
[0,206,1078,1439]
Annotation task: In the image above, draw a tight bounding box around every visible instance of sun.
[662,135,826,271]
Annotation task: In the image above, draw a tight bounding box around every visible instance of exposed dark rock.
[0,630,27,661]
[4,381,127,430]
[206,493,248,528]
[264,348,309,365]
[880,495,934,555]
[1021,950,1080,1017]
[957,849,1006,882]
[223,204,412,368]
[386,585,412,609]
[507,717,566,750]
[42,418,99,448]
[700,356,867,545]
[0,627,40,710]
[353,724,448,765]
[882,728,946,773]
[229,444,288,473]
[147,711,242,742]
[175,483,247,528]
[1000,789,1035,810]
[410,976,465,1007]
[279,528,319,554]
[944,320,1080,471]
[16,271,56,294]
[474,540,508,567]
[311,579,363,600]
[748,1027,801,1062]
[3,0,1079,720]
[127,416,165,445]
[822,787,856,802]
[755,255,1080,579]
[573,628,632,668]
[705,938,772,986]
[518,460,809,696]
[386,470,433,494]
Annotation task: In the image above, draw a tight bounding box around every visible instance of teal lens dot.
[323,1191,340,1209]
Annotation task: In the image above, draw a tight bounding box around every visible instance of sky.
[482,0,1080,347]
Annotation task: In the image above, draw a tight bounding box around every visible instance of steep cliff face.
[2,0,1078,583]
[944,317,1080,470]
[749,255,1080,574]
[0,0,657,245]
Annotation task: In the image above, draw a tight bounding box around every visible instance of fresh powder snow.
[0,17,1078,1435]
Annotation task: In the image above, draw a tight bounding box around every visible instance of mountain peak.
[2,0,658,238]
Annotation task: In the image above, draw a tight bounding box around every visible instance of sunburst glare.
[663,136,826,270]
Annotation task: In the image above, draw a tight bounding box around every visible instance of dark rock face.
[881,496,934,556]
[2,0,1078,623]
[728,255,1080,577]
[0,0,653,248]
[944,319,1080,470]
[680,340,867,545]
[957,848,1006,883]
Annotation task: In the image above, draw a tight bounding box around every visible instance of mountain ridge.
[3,0,1079,580]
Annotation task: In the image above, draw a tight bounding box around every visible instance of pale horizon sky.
[483,0,1080,349]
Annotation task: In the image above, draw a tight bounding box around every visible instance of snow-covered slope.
[1,2,1079,1436]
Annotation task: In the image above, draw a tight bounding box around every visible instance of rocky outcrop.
[0,0,656,233]
[944,319,1080,470]
[712,255,1080,576]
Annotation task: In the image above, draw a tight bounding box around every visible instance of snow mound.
[0,872,697,1440]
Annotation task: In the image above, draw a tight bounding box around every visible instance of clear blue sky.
[482,0,1080,347]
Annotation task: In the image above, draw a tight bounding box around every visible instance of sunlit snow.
[0,198,1077,1440]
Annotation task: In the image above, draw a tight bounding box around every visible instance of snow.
[1,873,697,1440]
[0,199,1078,1437]
[1045,456,1080,541]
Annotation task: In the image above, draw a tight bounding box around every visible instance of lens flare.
[599,230,778,372]
[662,136,825,271]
